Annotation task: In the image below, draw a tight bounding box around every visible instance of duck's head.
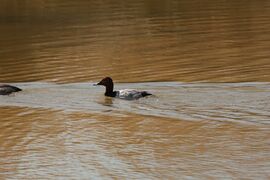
[96,77,113,87]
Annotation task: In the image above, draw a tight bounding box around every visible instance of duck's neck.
[105,82,115,97]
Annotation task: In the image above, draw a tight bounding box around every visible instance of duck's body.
[96,77,152,100]
[113,89,151,100]
[0,84,22,95]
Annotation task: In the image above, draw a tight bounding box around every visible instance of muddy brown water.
[1,1,270,179]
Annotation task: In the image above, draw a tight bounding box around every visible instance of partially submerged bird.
[95,77,152,100]
[0,84,22,95]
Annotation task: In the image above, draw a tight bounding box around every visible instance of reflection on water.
[0,107,269,179]
[0,82,270,179]
[1,0,270,83]
[1,82,270,125]
[1,0,270,179]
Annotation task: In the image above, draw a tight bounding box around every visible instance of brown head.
[97,77,113,86]
[96,77,114,94]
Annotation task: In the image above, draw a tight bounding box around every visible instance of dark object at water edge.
[0,84,22,95]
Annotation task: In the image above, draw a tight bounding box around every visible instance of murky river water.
[1,0,270,179]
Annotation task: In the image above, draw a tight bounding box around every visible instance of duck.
[0,84,22,95]
[95,77,152,100]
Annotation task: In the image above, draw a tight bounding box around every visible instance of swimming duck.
[0,84,22,95]
[95,77,152,100]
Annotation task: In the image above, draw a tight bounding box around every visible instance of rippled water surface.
[1,0,270,179]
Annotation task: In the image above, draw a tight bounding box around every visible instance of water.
[1,0,270,179]
[1,82,270,125]
[1,0,270,83]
